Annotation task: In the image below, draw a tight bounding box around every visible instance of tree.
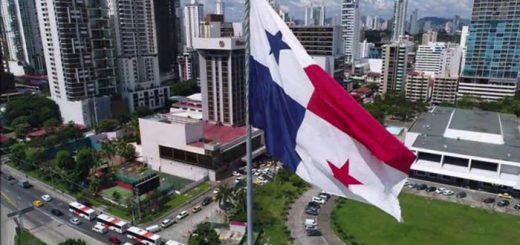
[112,190,121,202]
[75,148,95,179]
[4,95,61,128]
[57,124,83,143]
[58,239,87,245]
[13,122,31,138]
[171,79,200,96]
[10,116,31,129]
[25,147,44,167]
[188,222,220,245]
[43,118,61,131]
[117,142,136,161]
[134,107,154,118]
[9,143,30,170]
[55,150,75,171]
[94,119,121,133]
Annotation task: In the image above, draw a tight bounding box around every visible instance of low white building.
[139,112,264,181]
[405,107,520,194]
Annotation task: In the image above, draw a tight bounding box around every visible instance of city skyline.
[183,0,473,22]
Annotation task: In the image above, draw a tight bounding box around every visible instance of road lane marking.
[1,192,17,207]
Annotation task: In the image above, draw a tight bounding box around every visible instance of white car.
[41,194,52,202]
[213,188,219,194]
[176,210,189,220]
[442,190,455,196]
[69,217,81,225]
[161,219,175,228]
[311,196,326,204]
[435,187,446,194]
[232,171,240,177]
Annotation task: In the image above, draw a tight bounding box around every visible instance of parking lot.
[405,178,520,215]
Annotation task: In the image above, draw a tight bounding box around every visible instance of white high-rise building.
[366,16,373,30]
[341,0,360,64]
[409,8,419,35]
[1,0,45,75]
[460,26,469,73]
[36,0,117,126]
[108,0,170,112]
[304,4,326,26]
[391,0,408,41]
[184,0,204,49]
[415,42,462,77]
[215,0,224,15]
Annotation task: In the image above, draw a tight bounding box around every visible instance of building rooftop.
[189,122,246,148]
[409,107,520,162]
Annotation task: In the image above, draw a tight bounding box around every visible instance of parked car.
[232,171,240,177]
[513,203,520,210]
[435,187,446,194]
[483,198,495,204]
[304,218,317,227]
[41,194,52,202]
[416,184,427,190]
[426,186,437,193]
[306,229,322,236]
[176,210,189,220]
[497,200,510,207]
[51,209,63,216]
[307,201,321,208]
[69,217,81,225]
[311,196,326,204]
[497,193,513,200]
[7,175,15,181]
[192,205,202,213]
[305,208,319,216]
[201,196,212,206]
[18,180,31,188]
[108,236,121,245]
[319,192,331,200]
[442,190,455,196]
[32,199,43,207]
[456,192,467,198]
[161,219,175,228]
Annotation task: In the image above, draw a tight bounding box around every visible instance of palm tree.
[215,186,234,212]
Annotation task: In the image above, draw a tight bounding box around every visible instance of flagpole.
[244,0,253,244]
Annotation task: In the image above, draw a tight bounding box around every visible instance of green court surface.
[100,186,133,202]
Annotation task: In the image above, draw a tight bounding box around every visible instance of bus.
[95,214,129,233]
[126,226,162,245]
[68,201,97,221]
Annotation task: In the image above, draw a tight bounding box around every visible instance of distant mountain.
[418,17,470,27]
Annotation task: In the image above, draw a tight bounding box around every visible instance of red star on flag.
[327,160,363,187]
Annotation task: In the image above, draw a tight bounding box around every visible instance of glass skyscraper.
[459,0,520,100]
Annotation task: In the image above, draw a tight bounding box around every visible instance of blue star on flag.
[266,31,290,63]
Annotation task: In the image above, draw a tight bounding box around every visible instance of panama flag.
[249,0,416,221]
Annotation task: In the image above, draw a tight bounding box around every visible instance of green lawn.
[15,230,46,245]
[331,193,520,245]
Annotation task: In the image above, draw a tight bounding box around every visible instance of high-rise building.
[216,0,224,15]
[154,0,181,76]
[290,26,345,86]
[391,0,408,41]
[341,0,360,64]
[177,52,197,81]
[380,42,412,94]
[109,0,170,112]
[304,4,325,26]
[460,26,469,74]
[184,0,204,49]
[431,77,458,104]
[459,0,520,100]
[422,30,438,45]
[36,0,117,126]
[194,37,246,126]
[366,16,373,30]
[409,8,419,35]
[360,39,375,58]
[415,42,447,74]
[1,0,45,75]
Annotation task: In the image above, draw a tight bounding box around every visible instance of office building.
[183,0,204,49]
[1,0,45,75]
[459,0,520,100]
[391,0,408,41]
[109,0,170,112]
[460,26,469,73]
[379,42,411,94]
[194,37,246,126]
[154,0,181,75]
[304,4,325,26]
[405,71,430,102]
[177,52,197,81]
[405,107,520,194]
[341,0,360,64]
[415,43,447,74]
[36,0,117,126]
[360,39,375,58]
[408,8,419,35]
[422,30,438,45]
[290,26,345,86]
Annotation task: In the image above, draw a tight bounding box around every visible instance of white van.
[92,224,108,234]
[311,196,326,204]
[145,224,161,233]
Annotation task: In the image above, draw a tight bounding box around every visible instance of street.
[0,166,127,245]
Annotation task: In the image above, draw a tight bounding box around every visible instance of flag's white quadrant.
[248,0,416,221]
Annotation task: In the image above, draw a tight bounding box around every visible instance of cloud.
[180,0,473,22]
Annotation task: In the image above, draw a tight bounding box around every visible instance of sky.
[187,0,474,22]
